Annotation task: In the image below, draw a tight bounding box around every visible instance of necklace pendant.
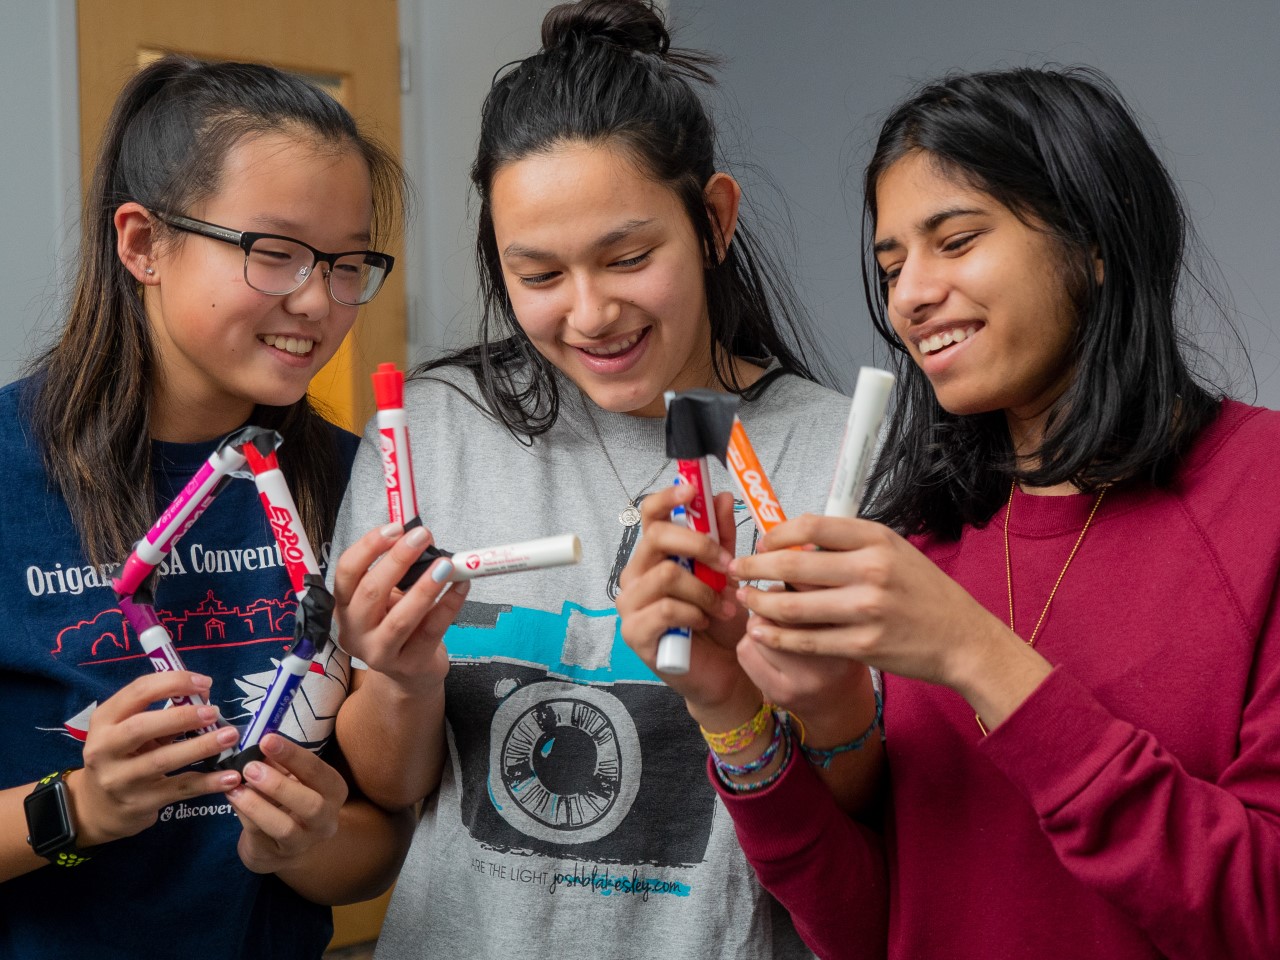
[619,504,641,528]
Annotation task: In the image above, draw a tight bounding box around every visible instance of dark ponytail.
[417,0,826,440]
[27,55,407,564]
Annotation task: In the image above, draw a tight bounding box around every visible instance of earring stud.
[144,267,155,275]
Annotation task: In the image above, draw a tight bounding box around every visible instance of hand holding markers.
[616,482,754,711]
[332,522,469,692]
[63,670,243,849]
[228,732,348,876]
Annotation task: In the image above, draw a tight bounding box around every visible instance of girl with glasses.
[0,55,411,959]
[648,67,1280,959]
[327,1,865,956]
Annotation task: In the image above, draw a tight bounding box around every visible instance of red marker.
[372,362,420,527]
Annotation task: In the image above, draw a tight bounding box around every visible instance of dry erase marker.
[241,431,321,594]
[724,417,787,535]
[446,534,581,581]
[117,595,234,762]
[656,478,695,675]
[825,368,895,518]
[664,389,739,593]
[372,362,420,527]
[112,427,257,599]
[222,432,331,772]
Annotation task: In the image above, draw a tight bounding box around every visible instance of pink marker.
[112,428,253,599]
[372,362,420,527]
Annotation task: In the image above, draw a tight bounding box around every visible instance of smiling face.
[139,132,373,441]
[489,140,725,417]
[873,151,1082,451]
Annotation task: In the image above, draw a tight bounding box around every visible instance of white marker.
[446,534,581,581]
[824,367,895,518]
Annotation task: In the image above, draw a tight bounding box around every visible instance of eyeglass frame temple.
[150,211,396,291]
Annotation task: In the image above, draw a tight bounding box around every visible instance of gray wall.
[670,0,1280,404]
[4,0,1278,407]
[1,0,80,386]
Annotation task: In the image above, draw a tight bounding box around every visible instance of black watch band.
[24,770,91,867]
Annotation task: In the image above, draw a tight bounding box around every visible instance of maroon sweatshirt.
[715,400,1280,959]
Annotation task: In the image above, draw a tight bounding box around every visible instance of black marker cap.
[664,389,738,463]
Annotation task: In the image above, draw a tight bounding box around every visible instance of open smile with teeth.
[261,334,316,356]
[919,325,979,356]
[577,329,646,357]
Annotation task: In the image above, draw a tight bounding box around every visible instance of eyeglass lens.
[245,237,388,305]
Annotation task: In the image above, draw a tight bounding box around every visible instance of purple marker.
[117,595,235,763]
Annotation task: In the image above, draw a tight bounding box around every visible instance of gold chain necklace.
[975,481,1106,736]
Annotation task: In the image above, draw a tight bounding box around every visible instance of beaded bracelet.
[711,711,784,777]
[713,712,794,795]
[799,687,884,770]
[699,700,774,756]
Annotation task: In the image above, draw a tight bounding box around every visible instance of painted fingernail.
[227,787,245,801]
[431,559,454,583]
[197,706,218,724]
[220,772,241,788]
[216,726,240,746]
[261,734,284,755]
[244,761,266,782]
[380,522,402,539]
[405,526,429,547]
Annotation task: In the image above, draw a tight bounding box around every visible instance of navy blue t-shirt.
[0,379,359,959]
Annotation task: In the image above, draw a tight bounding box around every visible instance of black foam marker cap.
[663,389,739,464]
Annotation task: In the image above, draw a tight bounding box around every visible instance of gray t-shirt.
[333,365,851,959]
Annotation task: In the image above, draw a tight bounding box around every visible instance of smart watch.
[24,770,91,867]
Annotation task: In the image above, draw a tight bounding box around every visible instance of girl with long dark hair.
[0,55,412,958]
[624,66,1280,959]
[330,2,858,956]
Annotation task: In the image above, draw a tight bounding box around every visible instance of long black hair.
[861,66,1222,540]
[27,55,406,564]
[416,0,827,439]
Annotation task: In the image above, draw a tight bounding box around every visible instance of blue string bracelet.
[712,711,784,777]
[799,687,884,770]
[713,712,794,794]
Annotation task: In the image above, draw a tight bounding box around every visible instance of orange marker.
[725,418,786,535]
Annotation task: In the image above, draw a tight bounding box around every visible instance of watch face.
[25,781,74,857]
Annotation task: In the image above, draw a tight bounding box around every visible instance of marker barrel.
[824,367,895,518]
[674,458,726,592]
[656,495,694,675]
[113,446,245,597]
[372,363,420,526]
[243,442,321,592]
[725,417,787,535]
[446,534,581,581]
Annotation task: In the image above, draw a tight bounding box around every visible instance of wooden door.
[77,0,406,435]
[77,3,404,947]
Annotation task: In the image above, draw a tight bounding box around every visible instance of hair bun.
[541,0,669,58]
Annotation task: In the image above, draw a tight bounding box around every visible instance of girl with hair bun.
[0,55,412,959]
[688,66,1280,960]
[331,1,863,956]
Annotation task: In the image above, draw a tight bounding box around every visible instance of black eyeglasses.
[153,212,395,306]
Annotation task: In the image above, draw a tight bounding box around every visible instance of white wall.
[6,0,1277,407]
[398,0,550,363]
[670,0,1280,404]
[0,0,80,385]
